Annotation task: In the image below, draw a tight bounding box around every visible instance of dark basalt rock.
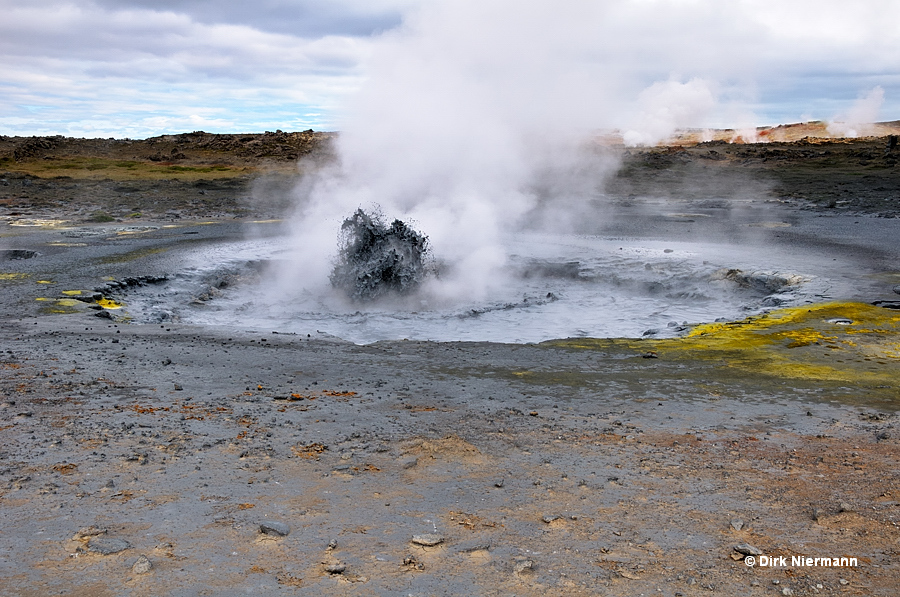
[1,249,37,260]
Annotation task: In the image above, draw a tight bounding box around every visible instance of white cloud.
[0,0,376,136]
[0,0,898,137]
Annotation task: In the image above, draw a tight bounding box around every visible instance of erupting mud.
[329,208,431,301]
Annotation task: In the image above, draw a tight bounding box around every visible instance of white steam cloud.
[277,1,652,305]
[271,0,888,308]
[623,78,718,147]
[827,86,885,137]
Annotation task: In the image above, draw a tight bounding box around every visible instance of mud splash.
[329,209,431,301]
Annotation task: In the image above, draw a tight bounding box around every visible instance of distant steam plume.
[828,86,885,137]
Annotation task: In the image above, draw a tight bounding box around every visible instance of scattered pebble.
[73,526,107,540]
[324,562,346,574]
[132,555,153,574]
[259,521,290,537]
[839,502,853,513]
[87,537,131,555]
[733,543,762,556]
[400,457,418,469]
[457,542,491,553]
[326,539,337,551]
[730,519,744,531]
[542,515,560,523]
[513,558,534,574]
[411,534,444,547]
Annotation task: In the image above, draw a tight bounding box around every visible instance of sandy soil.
[1,132,899,596]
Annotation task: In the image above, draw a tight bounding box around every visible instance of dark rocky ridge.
[2,131,899,224]
[0,129,336,164]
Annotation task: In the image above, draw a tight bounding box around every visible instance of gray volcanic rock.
[87,537,131,555]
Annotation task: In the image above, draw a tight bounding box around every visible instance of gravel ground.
[1,134,899,595]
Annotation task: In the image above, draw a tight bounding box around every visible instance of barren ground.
[1,129,899,596]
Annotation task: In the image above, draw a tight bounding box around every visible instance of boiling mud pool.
[125,216,871,344]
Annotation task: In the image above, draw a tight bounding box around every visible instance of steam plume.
[827,86,885,137]
[275,1,751,305]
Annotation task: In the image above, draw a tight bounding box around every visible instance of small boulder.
[259,521,290,537]
[132,555,153,574]
[733,543,762,556]
[87,537,131,555]
[411,534,444,547]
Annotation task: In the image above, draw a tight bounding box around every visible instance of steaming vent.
[329,208,432,301]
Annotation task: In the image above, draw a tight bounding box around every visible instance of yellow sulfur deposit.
[97,298,123,309]
[550,302,900,385]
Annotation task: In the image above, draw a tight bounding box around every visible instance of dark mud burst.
[330,208,431,301]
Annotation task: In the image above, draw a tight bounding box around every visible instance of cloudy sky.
[1,0,898,138]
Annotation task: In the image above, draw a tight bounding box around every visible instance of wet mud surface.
[1,132,900,595]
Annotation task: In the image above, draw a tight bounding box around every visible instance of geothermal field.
[1,128,900,596]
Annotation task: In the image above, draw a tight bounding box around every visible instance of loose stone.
[411,534,444,547]
[73,526,107,540]
[132,555,153,574]
[514,558,534,574]
[87,537,131,555]
[733,543,762,556]
[259,521,290,537]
